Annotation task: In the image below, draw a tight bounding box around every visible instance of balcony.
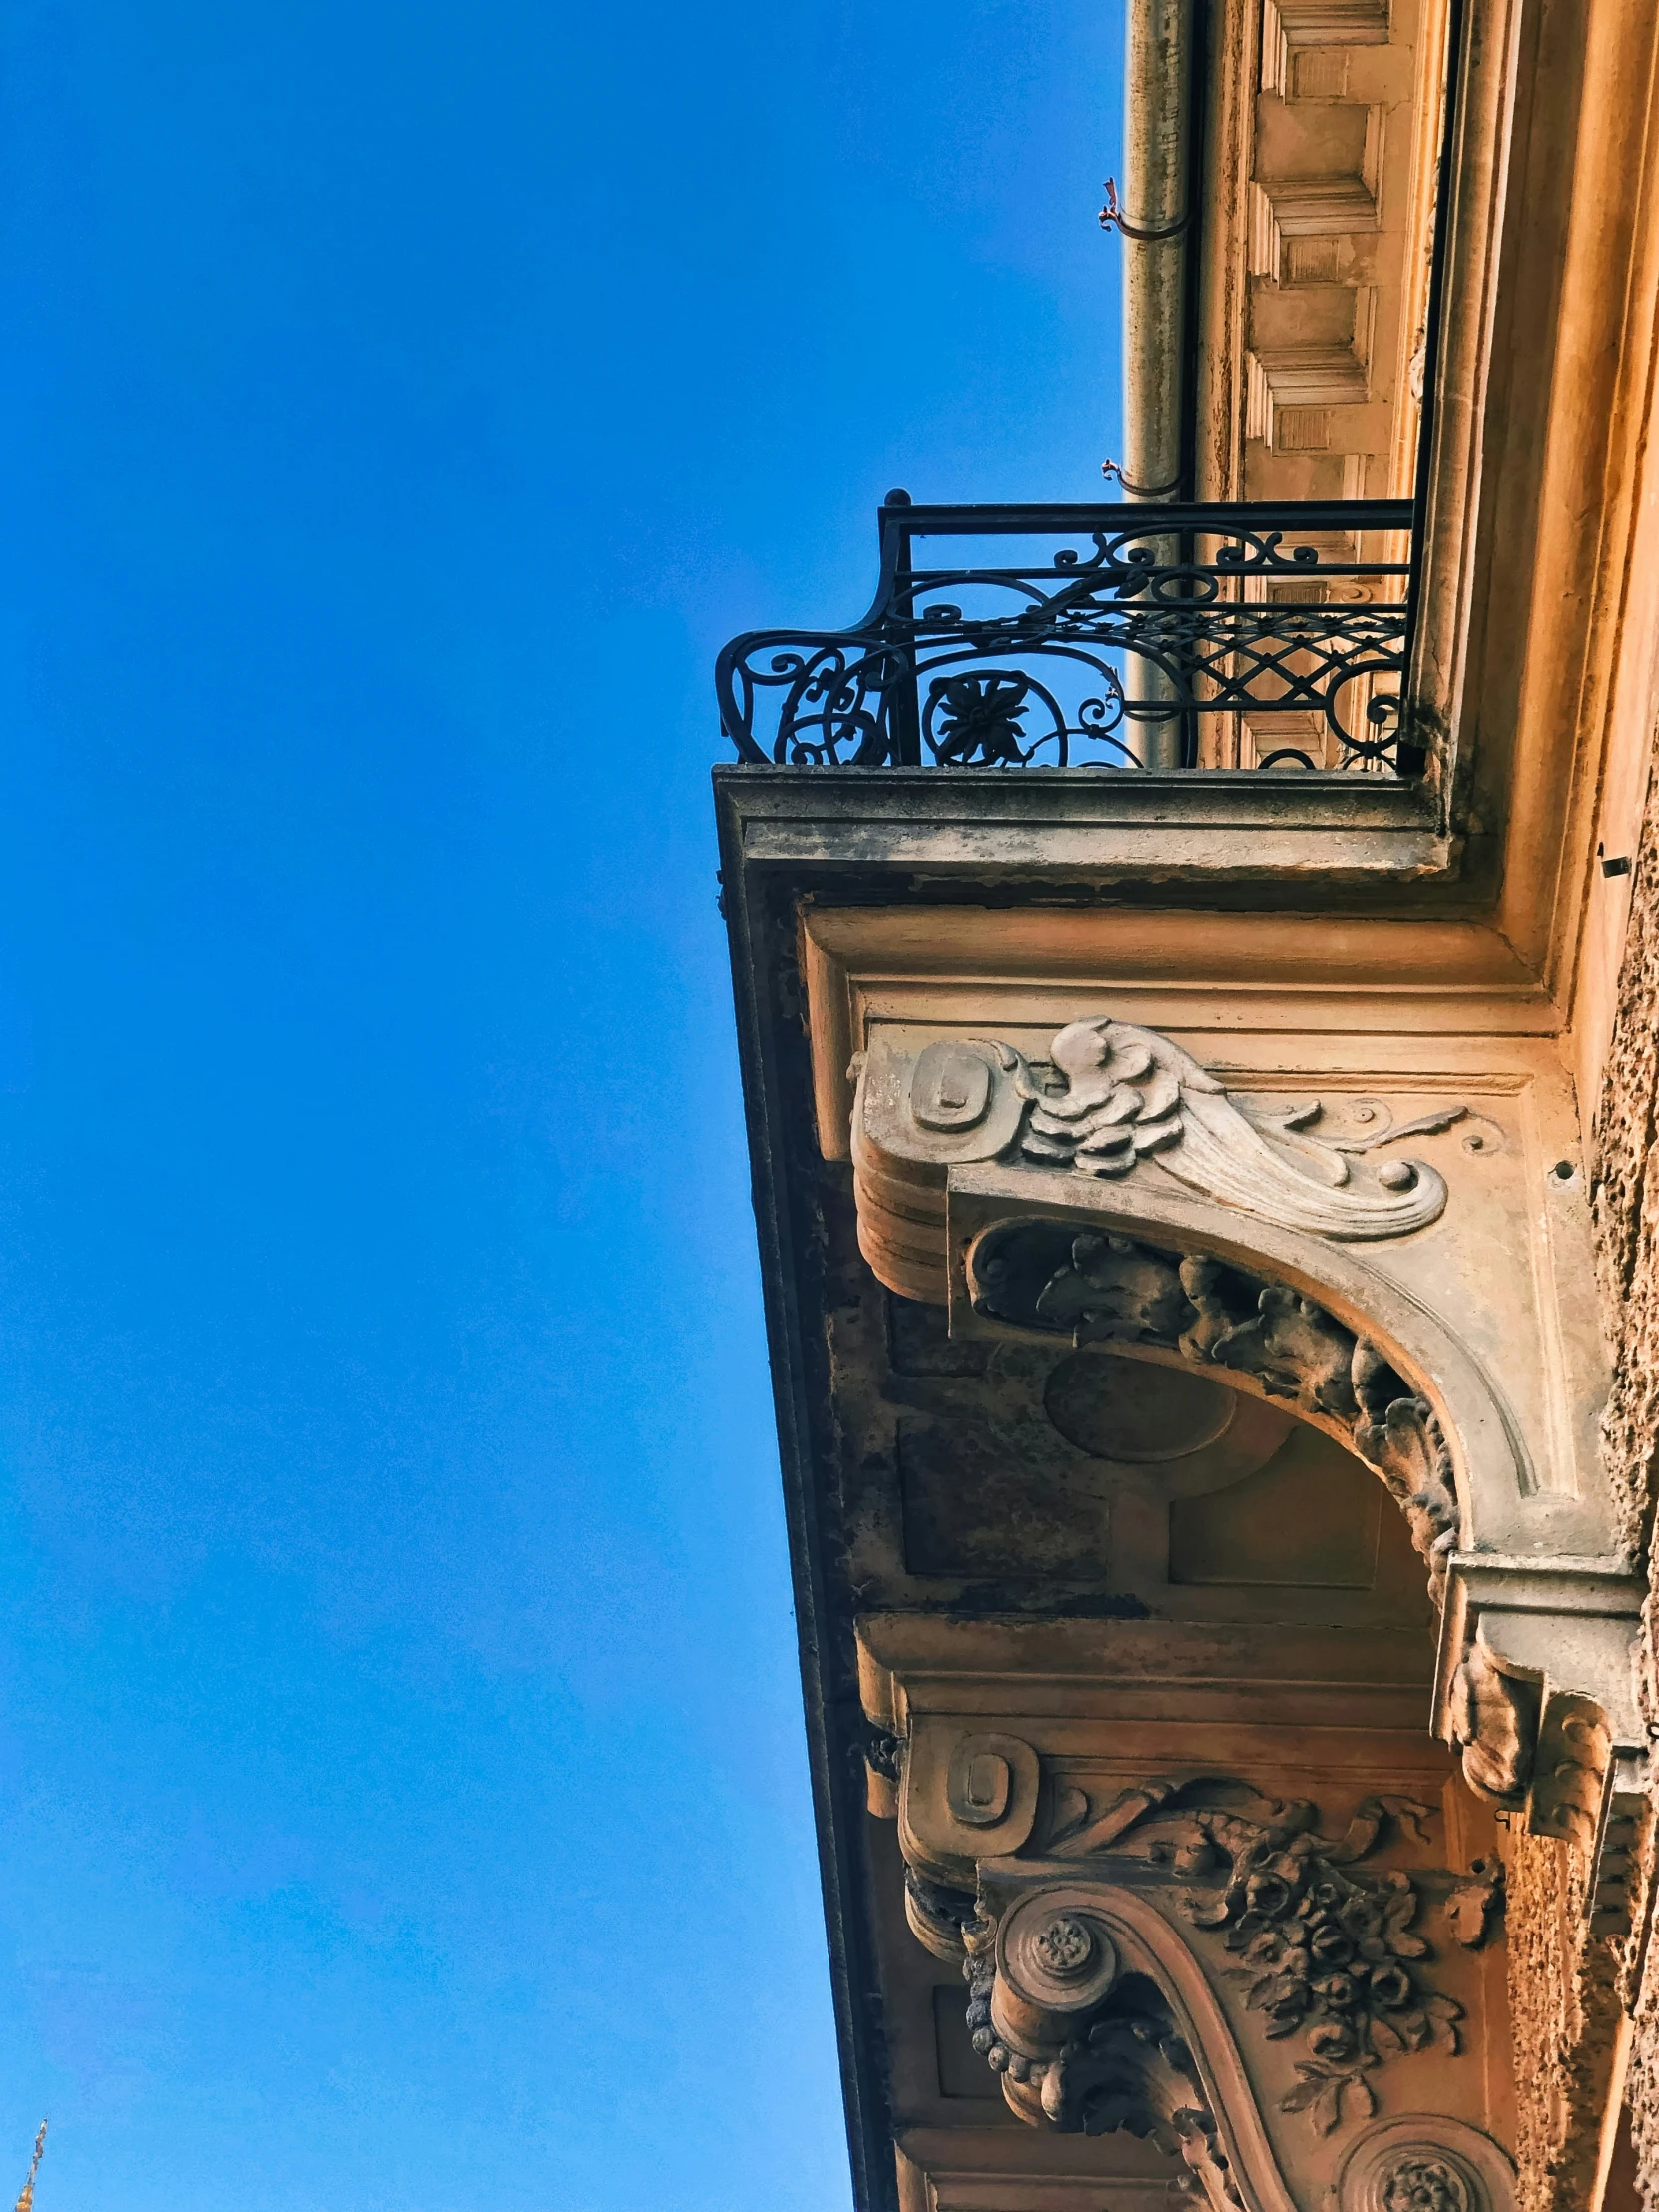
[717,494,1419,776]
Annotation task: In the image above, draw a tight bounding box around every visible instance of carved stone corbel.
[854,1009,1602,1528]
[961,1888,1253,2209]
[853,1006,1647,2204]
[942,1861,1516,2206]
[881,1726,1505,2188]
[1441,1588,1650,1938]
[948,1178,1644,1918]
[960,1878,1301,2211]
[943,1188,1647,1922]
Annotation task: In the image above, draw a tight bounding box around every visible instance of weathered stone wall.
[1506,1828,1628,2209]
[1621,1792,1659,2205]
[1592,760,1659,1561]
[1591,751,1659,2204]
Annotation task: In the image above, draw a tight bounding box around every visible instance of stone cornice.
[1411,0,1659,1083]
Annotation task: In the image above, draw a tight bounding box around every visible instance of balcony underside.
[718,763,1446,891]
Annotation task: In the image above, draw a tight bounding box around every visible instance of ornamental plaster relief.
[872,1019,1463,1238]
[865,1706,1518,2212]
[843,1016,1646,1955]
[849,1014,1604,1542]
[706,2,1659,2199]
[964,1220,1459,1609]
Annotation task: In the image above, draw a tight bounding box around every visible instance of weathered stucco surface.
[1505,1829,1627,2211]
[1590,747,1659,2206]
[1594,763,1659,1561]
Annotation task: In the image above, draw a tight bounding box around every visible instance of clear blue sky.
[0,4,1122,2205]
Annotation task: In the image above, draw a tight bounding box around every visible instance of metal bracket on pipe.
[1099,178,1194,243]
[1100,457,1183,498]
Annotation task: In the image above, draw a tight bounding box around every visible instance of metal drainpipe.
[1119,0,1194,769]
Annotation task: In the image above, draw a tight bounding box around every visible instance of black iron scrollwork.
[716,498,1419,776]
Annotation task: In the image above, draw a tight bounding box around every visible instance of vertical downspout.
[1118,0,1194,769]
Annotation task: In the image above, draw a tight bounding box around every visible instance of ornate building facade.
[714,0,1659,2204]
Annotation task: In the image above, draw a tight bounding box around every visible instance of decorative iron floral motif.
[924,670,1040,766]
[716,496,1418,771]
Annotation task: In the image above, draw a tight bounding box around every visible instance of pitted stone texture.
[1504,1830,1626,2212]
[1592,764,1659,1556]
[1591,754,1659,2212]
[1619,1806,1659,2204]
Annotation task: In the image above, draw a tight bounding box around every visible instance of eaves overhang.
[717,765,1501,2212]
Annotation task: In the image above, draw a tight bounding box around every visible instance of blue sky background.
[0,3,1122,2205]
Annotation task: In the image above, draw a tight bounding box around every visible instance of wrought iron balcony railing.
[716,495,1421,774]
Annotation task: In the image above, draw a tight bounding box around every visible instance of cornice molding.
[1412,0,1659,1053]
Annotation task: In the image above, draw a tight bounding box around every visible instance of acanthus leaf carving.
[1447,1643,1537,1806]
[1184,1259,1360,1420]
[1280,2054,1379,2139]
[1351,1383,1460,1611]
[971,1220,1461,1607]
[1047,1784,1092,1849]
[916,1017,1468,1239]
[1049,1778,1183,1858]
[1033,1231,1194,1344]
